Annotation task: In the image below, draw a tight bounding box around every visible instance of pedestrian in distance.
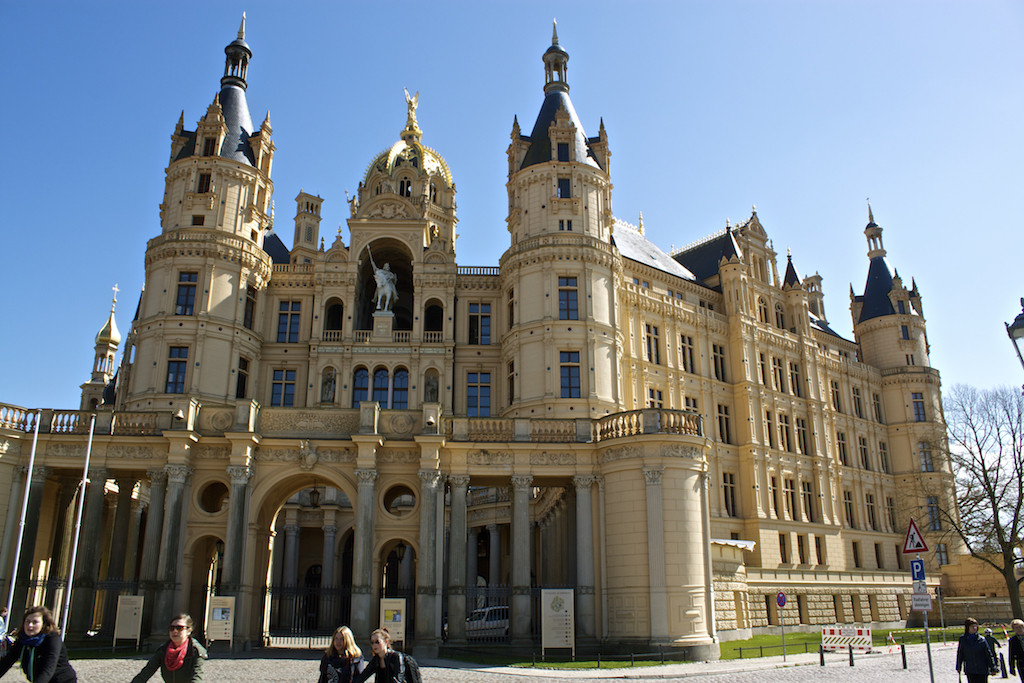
[0,605,77,682]
[131,613,207,683]
[353,628,421,683]
[957,617,999,683]
[319,625,366,683]
[1009,619,1024,680]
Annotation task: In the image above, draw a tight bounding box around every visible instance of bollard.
[849,645,855,667]
[597,652,601,669]
[1001,652,1008,679]
[820,645,825,667]
[901,643,907,669]
[660,644,665,664]
[532,652,536,667]
[631,653,635,667]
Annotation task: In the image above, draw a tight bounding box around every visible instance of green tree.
[943,384,1023,619]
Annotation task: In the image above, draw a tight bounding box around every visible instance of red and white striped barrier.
[821,626,873,652]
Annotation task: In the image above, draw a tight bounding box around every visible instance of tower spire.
[222,12,252,91]
[543,19,569,95]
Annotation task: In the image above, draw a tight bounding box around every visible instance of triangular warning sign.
[903,518,929,554]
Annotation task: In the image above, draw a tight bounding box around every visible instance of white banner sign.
[379,598,406,644]
[207,596,235,643]
[113,595,144,645]
[541,588,574,651]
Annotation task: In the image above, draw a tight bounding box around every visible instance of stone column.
[153,465,191,636]
[486,523,500,590]
[107,477,136,580]
[644,467,669,643]
[138,469,166,636]
[124,500,144,582]
[0,467,25,596]
[221,465,253,593]
[351,469,377,639]
[466,526,479,607]
[44,478,77,607]
[282,523,300,630]
[445,474,469,642]
[573,475,597,640]
[510,475,533,644]
[12,466,51,619]
[70,467,108,635]
[320,522,337,630]
[416,470,442,642]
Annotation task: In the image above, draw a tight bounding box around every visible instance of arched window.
[321,367,336,403]
[352,368,369,407]
[424,303,443,332]
[758,297,769,324]
[325,303,344,331]
[374,182,383,196]
[398,178,412,198]
[373,368,390,407]
[429,183,438,203]
[392,368,409,409]
[775,303,786,329]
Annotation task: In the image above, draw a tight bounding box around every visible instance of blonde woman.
[319,626,365,683]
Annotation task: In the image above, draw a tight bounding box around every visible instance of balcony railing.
[423,330,443,343]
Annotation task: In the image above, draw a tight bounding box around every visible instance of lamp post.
[1006,298,1024,380]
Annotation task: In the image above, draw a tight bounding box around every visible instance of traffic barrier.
[821,626,873,652]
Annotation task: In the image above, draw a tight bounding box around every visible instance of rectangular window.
[197,172,212,194]
[936,543,949,566]
[866,493,878,531]
[852,541,862,568]
[507,289,514,327]
[837,431,848,466]
[716,404,732,444]
[758,353,768,385]
[723,472,737,517]
[764,410,775,448]
[873,393,884,422]
[784,478,796,520]
[235,357,249,399]
[886,496,897,530]
[560,351,581,398]
[831,380,842,412]
[912,392,926,422]
[797,535,807,565]
[277,301,301,343]
[907,354,916,366]
[796,418,809,455]
[859,436,871,470]
[919,441,934,472]
[558,277,579,320]
[779,533,789,564]
[202,137,217,156]
[684,396,698,411]
[557,142,569,162]
[779,414,793,452]
[679,335,695,373]
[271,368,296,407]
[243,286,257,330]
[165,346,188,393]
[874,543,883,569]
[191,214,205,226]
[801,481,815,523]
[901,325,910,340]
[772,357,785,392]
[644,324,661,364]
[175,272,198,315]
[769,476,780,517]
[843,490,855,528]
[815,535,824,565]
[647,388,663,408]
[789,362,801,397]
[557,177,571,198]
[467,372,491,417]
[853,387,864,418]
[927,495,942,531]
[712,344,726,381]
[468,303,491,345]
[879,441,890,473]
[507,361,515,404]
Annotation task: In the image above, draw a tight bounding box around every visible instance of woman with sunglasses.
[0,605,76,682]
[353,628,421,683]
[131,614,207,682]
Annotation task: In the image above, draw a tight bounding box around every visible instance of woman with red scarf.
[131,613,207,682]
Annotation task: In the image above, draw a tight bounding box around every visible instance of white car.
[465,606,509,637]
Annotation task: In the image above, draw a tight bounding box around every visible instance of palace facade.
[0,20,961,657]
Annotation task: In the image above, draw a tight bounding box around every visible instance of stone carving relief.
[192,445,230,460]
[208,409,234,432]
[378,449,418,464]
[255,446,354,464]
[0,440,20,456]
[384,413,415,437]
[530,451,576,466]
[45,443,85,459]
[600,446,641,463]
[107,444,156,460]
[367,201,410,219]
[259,410,359,435]
[660,445,703,461]
[299,440,318,470]
[468,450,513,466]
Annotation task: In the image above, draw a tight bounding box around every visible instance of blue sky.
[1,1,1022,410]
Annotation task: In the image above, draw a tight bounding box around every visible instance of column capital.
[322,524,338,535]
[642,467,664,486]
[226,465,253,485]
[164,465,192,484]
[355,468,377,485]
[486,522,499,532]
[88,467,109,482]
[447,473,470,488]
[31,465,52,480]
[284,523,300,535]
[146,468,168,485]
[418,469,443,488]
[511,474,533,490]
[573,475,598,490]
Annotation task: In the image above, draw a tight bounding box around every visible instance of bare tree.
[943,384,1024,619]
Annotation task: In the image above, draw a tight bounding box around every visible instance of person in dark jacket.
[957,617,998,683]
[319,625,365,683]
[0,605,76,682]
[353,628,421,683]
[131,613,207,683]
[1009,619,1024,680]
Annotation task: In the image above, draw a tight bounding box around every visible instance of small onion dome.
[96,303,121,346]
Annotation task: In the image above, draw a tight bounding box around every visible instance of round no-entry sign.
[777,591,786,607]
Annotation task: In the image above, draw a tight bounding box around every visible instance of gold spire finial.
[867,199,875,224]
[403,88,421,140]
[238,12,246,40]
[111,283,119,308]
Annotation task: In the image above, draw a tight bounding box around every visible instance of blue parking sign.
[910,558,925,581]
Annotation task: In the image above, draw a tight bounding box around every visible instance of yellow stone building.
[0,20,962,656]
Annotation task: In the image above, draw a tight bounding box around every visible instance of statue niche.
[355,241,412,331]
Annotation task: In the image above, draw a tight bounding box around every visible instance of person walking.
[958,617,999,683]
[0,605,76,682]
[131,613,207,682]
[1009,619,1024,680]
[353,628,421,683]
[319,626,366,683]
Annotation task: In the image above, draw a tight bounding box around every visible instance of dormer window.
[399,178,412,197]
[557,143,569,162]
[897,300,906,314]
[557,178,571,198]
[202,138,217,156]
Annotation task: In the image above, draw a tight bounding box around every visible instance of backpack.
[396,652,421,683]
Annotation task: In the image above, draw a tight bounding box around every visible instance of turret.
[292,191,323,263]
[80,286,122,410]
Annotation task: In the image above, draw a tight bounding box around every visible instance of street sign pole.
[777,591,787,662]
[919,554,934,683]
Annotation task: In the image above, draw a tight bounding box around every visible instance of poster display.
[379,598,406,644]
[206,595,235,645]
[540,588,574,654]
[113,595,144,647]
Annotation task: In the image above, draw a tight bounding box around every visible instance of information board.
[206,596,235,645]
[540,588,575,653]
[379,598,406,644]
[113,595,144,647]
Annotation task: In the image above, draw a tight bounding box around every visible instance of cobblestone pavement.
[40,642,967,682]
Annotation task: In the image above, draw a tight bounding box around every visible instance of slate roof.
[613,223,695,281]
[672,230,733,284]
[263,233,291,264]
[520,91,602,170]
[855,256,896,322]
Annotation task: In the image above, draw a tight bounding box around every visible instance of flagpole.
[59,413,96,632]
[5,410,42,618]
